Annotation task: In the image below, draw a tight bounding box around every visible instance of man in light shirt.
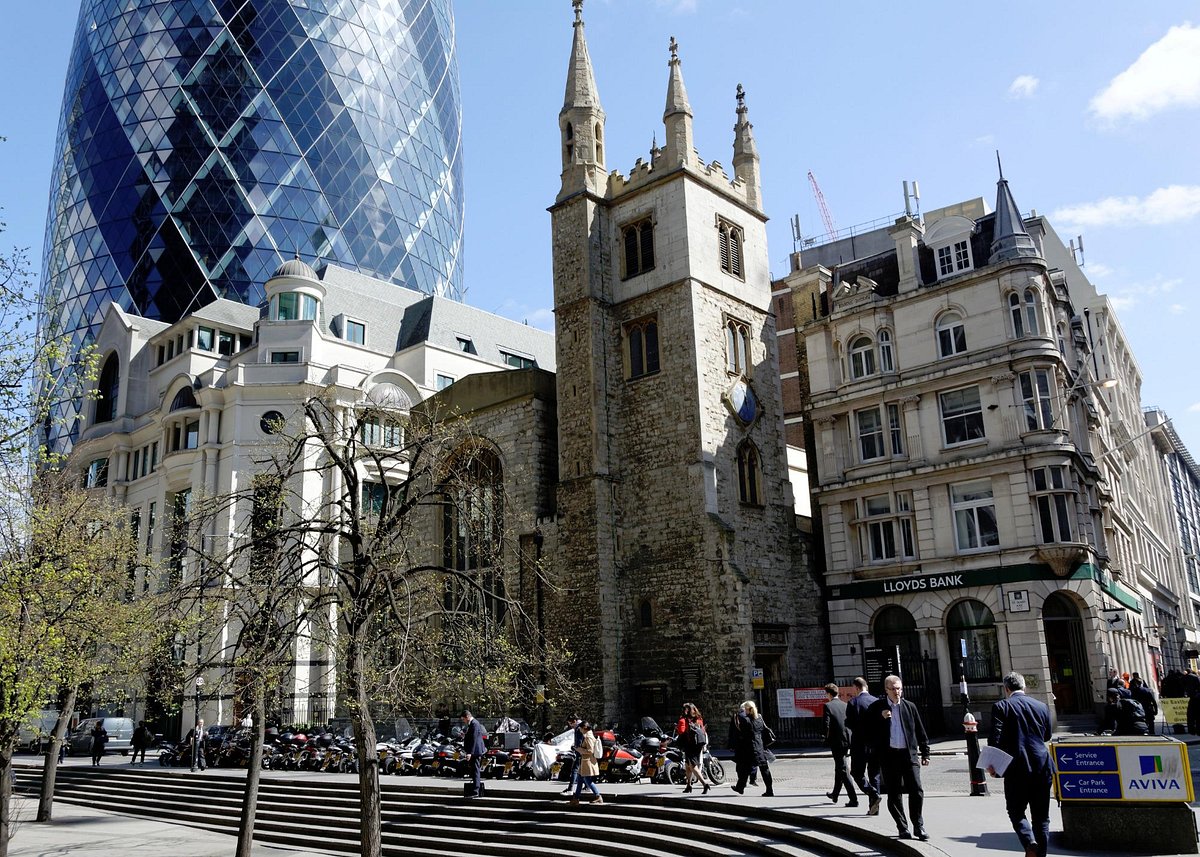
[867,675,930,841]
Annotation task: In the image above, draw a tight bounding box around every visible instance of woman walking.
[676,702,711,794]
[89,720,108,767]
[729,700,774,796]
[570,721,604,805]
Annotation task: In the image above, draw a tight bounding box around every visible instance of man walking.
[1129,675,1158,735]
[461,710,487,798]
[867,674,930,841]
[846,676,880,815]
[987,672,1052,857]
[822,683,858,807]
[561,715,583,795]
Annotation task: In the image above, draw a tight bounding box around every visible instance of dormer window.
[272,292,317,321]
[501,351,536,369]
[456,337,476,354]
[345,319,366,344]
[937,240,972,278]
[924,215,976,281]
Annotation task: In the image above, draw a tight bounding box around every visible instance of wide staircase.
[13,765,923,857]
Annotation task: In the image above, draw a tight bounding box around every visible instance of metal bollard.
[963,711,988,796]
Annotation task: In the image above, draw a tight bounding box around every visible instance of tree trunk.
[37,686,77,822]
[1,743,14,857]
[348,625,381,857]
[235,684,266,857]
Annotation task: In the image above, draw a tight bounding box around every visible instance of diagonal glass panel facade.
[39,0,464,450]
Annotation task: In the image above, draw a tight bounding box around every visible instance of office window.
[1019,369,1054,431]
[622,218,655,279]
[217,330,235,355]
[937,239,972,278]
[85,458,109,489]
[1024,289,1042,336]
[456,337,475,354]
[849,335,876,379]
[436,374,454,391]
[345,319,366,345]
[270,351,300,364]
[627,317,660,379]
[856,407,886,461]
[951,481,999,551]
[726,318,750,376]
[718,219,744,278]
[1009,292,1025,338]
[1032,465,1075,543]
[860,492,916,562]
[185,419,200,450]
[936,311,967,357]
[940,386,985,445]
[130,450,140,481]
[888,403,904,457]
[360,415,403,448]
[501,351,536,369]
[274,292,317,321]
[197,326,214,351]
[878,329,895,373]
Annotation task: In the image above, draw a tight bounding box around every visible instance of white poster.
[776,687,798,718]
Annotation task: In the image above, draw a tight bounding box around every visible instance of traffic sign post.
[1051,736,1197,853]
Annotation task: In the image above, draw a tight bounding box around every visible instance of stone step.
[14,763,920,857]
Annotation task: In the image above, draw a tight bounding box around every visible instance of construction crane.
[807,170,836,237]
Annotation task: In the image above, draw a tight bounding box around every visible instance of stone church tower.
[549,0,826,727]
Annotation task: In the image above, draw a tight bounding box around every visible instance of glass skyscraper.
[40,0,464,447]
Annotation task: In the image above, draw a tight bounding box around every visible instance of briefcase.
[464,782,485,798]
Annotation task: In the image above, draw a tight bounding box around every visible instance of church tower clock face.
[725,377,760,426]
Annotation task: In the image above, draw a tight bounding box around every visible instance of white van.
[66,717,135,756]
[18,710,60,753]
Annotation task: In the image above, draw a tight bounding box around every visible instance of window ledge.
[943,438,988,451]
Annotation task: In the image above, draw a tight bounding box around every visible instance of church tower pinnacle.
[662,36,695,168]
[558,0,606,200]
[732,83,762,212]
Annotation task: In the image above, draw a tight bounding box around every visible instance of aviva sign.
[1053,740,1193,802]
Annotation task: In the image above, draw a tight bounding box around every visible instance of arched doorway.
[874,605,922,677]
[1042,592,1091,715]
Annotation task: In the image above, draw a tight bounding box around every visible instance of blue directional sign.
[1058,773,1123,800]
[1055,745,1117,772]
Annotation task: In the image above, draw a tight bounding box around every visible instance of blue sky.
[1,1,1198,453]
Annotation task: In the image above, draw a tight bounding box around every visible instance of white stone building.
[74,260,554,729]
[778,173,1176,726]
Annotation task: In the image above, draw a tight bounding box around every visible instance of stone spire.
[732,83,762,211]
[988,153,1039,264]
[662,36,694,168]
[558,0,606,198]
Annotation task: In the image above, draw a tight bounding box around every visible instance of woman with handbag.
[728,700,774,796]
[675,702,711,794]
[569,721,604,805]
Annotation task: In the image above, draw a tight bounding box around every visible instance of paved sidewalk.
[7,797,329,857]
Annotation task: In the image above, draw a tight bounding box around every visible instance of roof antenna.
[996,150,1004,180]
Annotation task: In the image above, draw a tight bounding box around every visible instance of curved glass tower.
[40,0,464,447]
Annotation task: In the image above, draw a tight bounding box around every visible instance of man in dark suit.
[822,683,858,807]
[987,672,1052,857]
[867,674,930,841]
[460,709,487,797]
[846,676,880,815]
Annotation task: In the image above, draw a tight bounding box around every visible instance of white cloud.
[1170,303,1187,315]
[656,0,698,12]
[1051,185,1200,228]
[491,300,555,333]
[1189,402,1200,413]
[1103,274,1181,313]
[1086,262,1113,280]
[1089,23,1200,122]
[1008,75,1039,99]
[972,134,996,148]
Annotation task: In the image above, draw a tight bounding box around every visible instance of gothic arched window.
[95,354,120,423]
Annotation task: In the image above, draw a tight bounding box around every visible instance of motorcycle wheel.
[159,753,171,767]
[704,757,726,784]
[382,757,397,775]
[666,762,686,785]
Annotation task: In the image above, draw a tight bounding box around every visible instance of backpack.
[687,721,708,749]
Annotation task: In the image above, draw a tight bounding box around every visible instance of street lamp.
[190,675,205,772]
